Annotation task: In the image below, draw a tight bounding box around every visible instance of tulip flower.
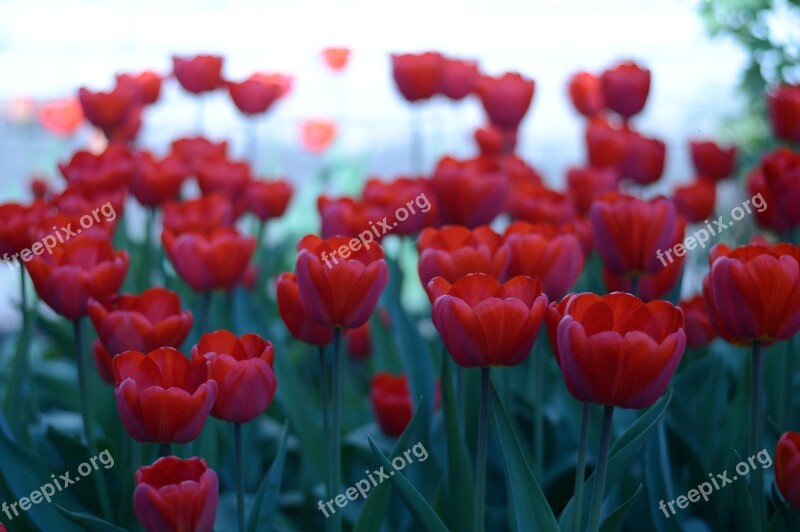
[194,156,251,204]
[322,47,351,72]
[767,84,800,142]
[476,72,535,130]
[679,295,716,349]
[113,348,217,443]
[370,372,413,437]
[276,273,334,346]
[362,177,438,235]
[747,148,800,233]
[245,179,293,222]
[508,182,577,225]
[602,252,684,301]
[673,179,716,223]
[78,76,142,136]
[38,98,83,136]
[431,156,509,227]
[620,131,666,185]
[162,193,236,235]
[438,58,479,100]
[299,119,337,154]
[58,145,135,192]
[391,52,443,102]
[601,61,651,119]
[92,340,115,384]
[585,118,630,171]
[417,225,509,288]
[134,456,218,532]
[227,73,287,115]
[689,140,737,182]
[568,71,606,118]
[0,201,47,258]
[117,71,162,105]
[317,196,386,240]
[566,166,618,216]
[776,432,800,510]
[474,125,517,156]
[347,322,372,360]
[131,151,188,207]
[170,136,228,172]
[172,54,224,94]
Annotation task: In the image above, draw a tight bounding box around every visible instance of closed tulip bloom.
[504,222,584,300]
[418,225,509,288]
[689,140,737,182]
[0,201,47,256]
[317,196,386,240]
[568,71,606,118]
[776,432,800,510]
[768,84,800,141]
[431,157,509,227]
[117,71,162,105]
[170,136,228,172]
[673,179,716,223]
[702,243,800,346]
[590,193,684,277]
[276,272,333,346]
[163,193,236,235]
[162,227,255,292]
[194,156,251,203]
[134,456,218,532]
[295,234,389,329]
[552,292,685,408]
[566,166,618,216]
[428,274,548,368]
[322,47,351,72]
[88,287,193,357]
[621,131,666,185]
[507,182,576,225]
[192,330,276,423]
[113,348,217,443]
[474,125,517,156]
[586,118,630,171]
[78,76,142,135]
[26,231,129,320]
[227,73,286,115]
[601,61,651,119]
[439,58,479,100]
[172,54,224,94]
[371,372,413,437]
[132,152,188,207]
[679,295,717,349]
[476,72,535,130]
[391,52,443,102]
[300,119,337,154]
[362,177,438,235]
[245,179,293,221]
[747,149,800,233]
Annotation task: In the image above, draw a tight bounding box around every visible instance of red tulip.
[504,221,584,300]
[38,98,83,136]
[590,192,684,277]
[549,292,685,408]
[476,72,535,130]
[58,145,135,192]
[78,76,142,135]
[92,340,115,384]
[602,252,684,302]
[568,71,606,118]
[566,166,618,216]
[0,201,47,257]
[679,295,716,349]
[474,125,517,156]
[673,179,716,223]
[776,432,800,510]
[347,322,372,360]
[194,156,251,203]
[507,182,576,225]
[322,47,351,72]
[299,119,337,154]
[245,179,293,221]
[131,151,188,207]
[163,193,236,235]
[768,84,800,141]
[391,52,443,102]
[192,330,276,423]
[620,131,665,185]
[439,58,479,100]
[30,176,51,201]
[317,196,386,240]
[134,456,218,532]
[117,71,162,105]
[294,234,389,329]
[431,157,509,227]
[170,136,228,172]
[227,73,286,115]
[162,227,255,292]
[417,225,509,288]
[362,177,438,235]
[113,348,217,443]
[172,55,224,94]
[747,148,800,233]
[585,118,630,170]
[53,184,126,228]
[371,372,413,437]
[276,272,334,346]
[702,243,800,346]
[689,140,737,182]
[26,231,129,320]
[601,61,651,119]
[88,287,193,357]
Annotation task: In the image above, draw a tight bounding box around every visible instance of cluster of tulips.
[1,48,800,532]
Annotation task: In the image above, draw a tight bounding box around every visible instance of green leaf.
[599,484,643,532]
[56,505,128,532]
[441,355,474,532]
[490,382,558,532]
[247,421,289,532]
[367,436,448,532]
[731,450,756,532]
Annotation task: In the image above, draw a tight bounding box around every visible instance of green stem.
[782,342,794,429]
[139,207,155,291]
[74,319,113,521]
[330,328,343,532]
[534,340,544,478]
[658,420,674,500]
[235,422,245,532]
[198,291,212,336]
[573,402,590,532]
[587,405,614,532]
[319,346,331,505]
[159,442,172,457]
[751,341,765,530]
[474,366,491,532]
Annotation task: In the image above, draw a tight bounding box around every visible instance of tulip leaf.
[247,420,289,532]
[490,382,559,532]
[353,398,424,532]
[56,505,128,532]
[599,484,643,532]
[366,436,448,532]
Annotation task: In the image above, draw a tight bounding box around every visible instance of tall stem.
[73,319,113,520]
[235,422,245,532]
[330,328,343,532]
[198,291,212,336]
[410,105,423,174]
[139,207,155,291]
[587,405,614,532]
[319,346,331,504]
[573,402,590,532]
[751,341,765,530]
[474,367,491,532]
[534,340,544,477]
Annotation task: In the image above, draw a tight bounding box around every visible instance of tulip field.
[2,18,800,532]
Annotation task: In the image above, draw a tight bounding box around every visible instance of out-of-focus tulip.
[245,179,293,221]
[476,72,535,130]
[362,177,438,235]
[163,194,236,235]
[92,340,115,384]
[507,182,576,225]
[621,131,666,185]
[689,140,737,182]
[276,273,334,346]
[439,58,479,100]
[322,47,351,72]
[134,456,218,532]
[568,71,606,118]
[601,61,651,119]
[417,225,509,288]
[702,243,800,346]
[775,432,800,510]
[391,52,443,102]
[194,156,251,204]
[30,176,51,201]
[474,125,517,156]
[172,55,224,94]
[317,196,386,240]
[117,71,162,105]
[431,157,509,227]
[131,152,188,207]
[170,136,228,172]
[0,201,47,257]
[192,330,276,423]
[38,98,84,136]
[113,348,217,443]
[227,73,287,115]
[58,145,134,192]
[79,76,142,136]
[768,84,800,142]
[673,179,716,223]
[371,372,413,437]
[585,118,630,171]
[299,119,337,154]
[747,149,800,233]
[602,252,684,302]
[566,166,618,216]
[679,295,716,349]
[347,322,372,360]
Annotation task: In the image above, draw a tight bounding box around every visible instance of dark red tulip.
[194,156,251,204]
[227,73,287,115]
[602,252,684,301]
[317,196,386,240]
[476,72,535,130]
[590,192,684,277]
[88,287,193,357]
[134,456,218,532]
[131,151,188,207]
[371,372,413,437]
[679,295,716,349]
[117,71,161,105]
[689,140,737,182]
[113,348,217,443]
[428,274,548,367]
[566,166,618,216]
[78,76,142,136]
[322,47,351,72]
[673,179,716,223]
[58,145,135,192]
[747,149,800,233]
[417,225,509,288]
[620,131,665,185]
[504,221,584,300]
[170,136,228,172]
[549,292,685,408]
[601,61,651,119]
[92,340,115,384]
[474,125,517,156]
[391,52,443,102]
[568,71,606,118]
[0,200,47,257]
[585,118,630,171]
[192,330,276,423]
[162,227,255,292]
[30,176,50,201]
[431,157,509,227]
[53,184,126,228]
[768,84,800,141]
[438,58,479,100]
[163,193,236,235]
[507,182,576,225]
[294,234,389,329]
[245,179,293,221]
[276,272,334,346]
[172,55,224,94]
[26,231,129,320]
[361,177,438,235]
[347,322,372,360]
[702,243,800,346]
[776,432,800,510]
